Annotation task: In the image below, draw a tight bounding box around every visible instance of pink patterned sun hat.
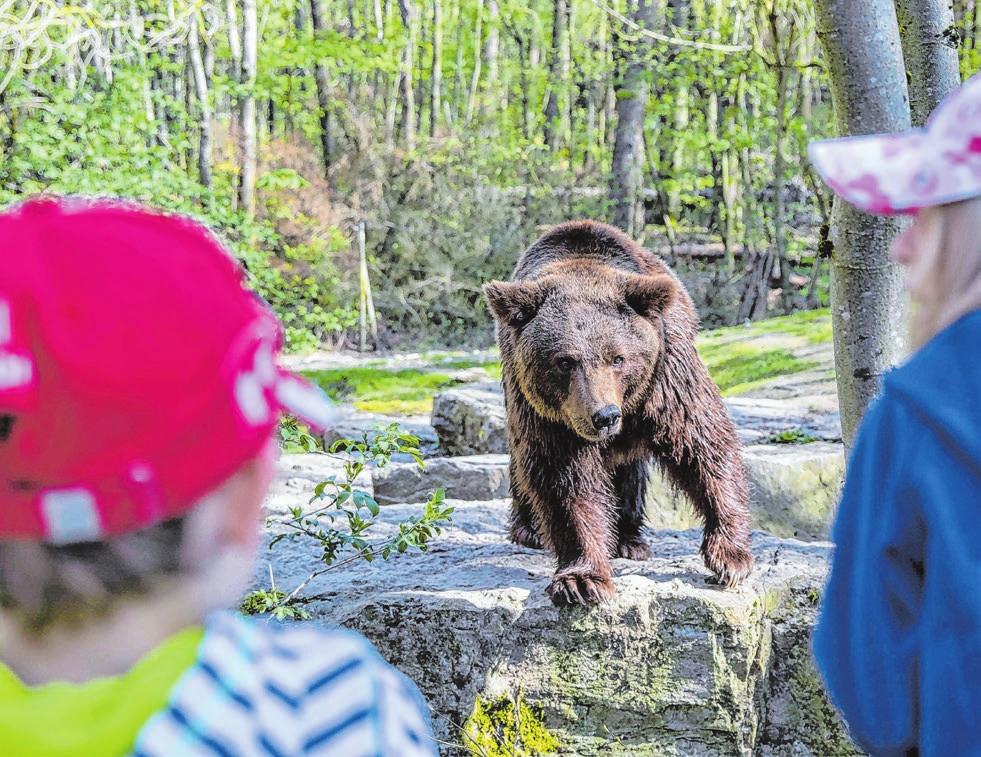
[809,74,981,216]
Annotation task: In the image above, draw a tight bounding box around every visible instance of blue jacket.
[813,309,981,757]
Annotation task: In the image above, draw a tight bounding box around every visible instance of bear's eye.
[556,356,576,372]
[612,356,625,368]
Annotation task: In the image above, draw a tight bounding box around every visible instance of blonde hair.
[911,196,981,348]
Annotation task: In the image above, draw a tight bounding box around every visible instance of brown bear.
[483,220,753,606]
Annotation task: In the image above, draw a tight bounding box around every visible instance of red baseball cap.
[0,196,338,544]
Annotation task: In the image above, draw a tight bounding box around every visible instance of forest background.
[1,0,979,351]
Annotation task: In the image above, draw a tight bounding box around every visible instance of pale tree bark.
[814,0,912,449]
[430,0,443,136]
[239,0,258,219]
[464,0,484,124]
[611,0,659,237]
[667,0,690,216]
[310,0,334,174]
[483,0,500,114]
[187,15,212,188]
[543,0,568,150]
[396,0,418,149]
[895,0,961,126]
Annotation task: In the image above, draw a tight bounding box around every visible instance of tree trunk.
[895,0,961,126]
[310,0,334,174]
[430,0,443,137]
[397,0,418,150]
[187,16,212,189]
[464,0,484,124]
[483,0,500,116]
[611,0,659,237]
[814,0,912,449]
[238,0,258,219]
[543,0,568,150]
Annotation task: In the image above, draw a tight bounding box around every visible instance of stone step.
[373,453,510,505]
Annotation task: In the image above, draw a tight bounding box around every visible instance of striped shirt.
[131,612,438,757]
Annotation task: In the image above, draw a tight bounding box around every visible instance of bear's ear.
[483,280,547,328]
[623,274,675,319]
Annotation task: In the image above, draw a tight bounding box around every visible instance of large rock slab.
[374,454,510,505]
[431,382,508,456]
[648,443,845,540]
[256,500,857,756]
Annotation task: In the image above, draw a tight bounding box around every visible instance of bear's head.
[484,263,675,442]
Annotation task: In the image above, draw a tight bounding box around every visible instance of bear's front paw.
[510,524,544,550]
[701,530,754,588]
[546,568,616,606]
[615,536,652,561]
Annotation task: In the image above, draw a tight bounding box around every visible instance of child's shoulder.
[133,611,435,756]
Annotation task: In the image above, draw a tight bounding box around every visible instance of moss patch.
[303,367,465,415]
[698,308,833,347]
[464,694,560,756]
[697,343,819,396]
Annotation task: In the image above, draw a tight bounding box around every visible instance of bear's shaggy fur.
[484,221,753,606]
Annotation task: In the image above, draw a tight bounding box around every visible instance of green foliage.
[278,416,323,453]
[766,429,820,444]
[242,425,454,618]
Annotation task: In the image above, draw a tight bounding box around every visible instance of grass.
[305,309,832,415]
[698,308,833,347]
[304,367,467,415]
[697,343,819,396]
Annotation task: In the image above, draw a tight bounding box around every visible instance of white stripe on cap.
[41,488,102,544]
[274,375,339,432]
[0,300,10,344]
[0,352,32,391]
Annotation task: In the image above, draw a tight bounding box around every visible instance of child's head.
[890,197,981,346]
[0,198,335,634]
[809,73,981,344]
[0,440,276,631]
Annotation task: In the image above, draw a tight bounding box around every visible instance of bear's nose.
[592,405,622,430]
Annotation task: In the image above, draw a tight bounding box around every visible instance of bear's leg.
[613,460,652,560]
[512,441,618,606]
[509,491,544,550]
[648,348,754,587]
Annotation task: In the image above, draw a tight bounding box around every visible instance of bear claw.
[546,569,616,606]
[615,537,652,561]
[701,531,754,588]
[510,525,544,550]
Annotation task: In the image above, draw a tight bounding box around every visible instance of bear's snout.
[592,404,622,431]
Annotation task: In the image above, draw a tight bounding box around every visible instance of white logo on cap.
[0,300,10,345]
[40,488,102,544]
[0,352,32,390]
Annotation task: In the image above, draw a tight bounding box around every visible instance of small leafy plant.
[765,428,820,444]
[242,424,454,620]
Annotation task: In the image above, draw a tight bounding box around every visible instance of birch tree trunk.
[483,0,500,114]
[895,0,961,126]
[429,0,443,137]
[464,0,484,124]
[187,16,212,189]
[543,0,568,150]
[396,0,417,150]
[310,0,334,174]
[814,0,912,448]
[611,0,658,237]
[238,0,258,219]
